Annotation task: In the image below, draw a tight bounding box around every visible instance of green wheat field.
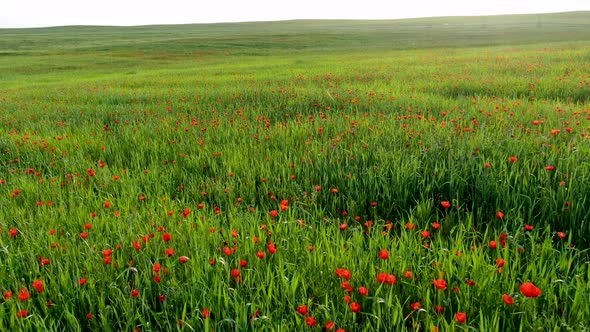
[1,11,590,331]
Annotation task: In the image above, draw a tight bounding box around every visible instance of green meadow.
[1,11,590,331]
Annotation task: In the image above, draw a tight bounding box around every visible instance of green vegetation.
[1,11,589,331]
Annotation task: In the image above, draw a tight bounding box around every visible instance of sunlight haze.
[1,0,587,28]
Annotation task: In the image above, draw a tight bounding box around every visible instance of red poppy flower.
[520,282,542,298]
[410,302,421,311]
[325,321,335,330]
[379,249,389,260]
[489,240,498,249]
[165,248,175,257]
[3,290,12,300]
[202,308,211,319]
[305,316,316,326]
[230,269,241,278]
[79,278,87,286]
[179,256,189,264]
[350,302,361,313]
[455,312,467,323]
[18,288,30,301]
[256,251,265,259]
[496,211,504,219]
[386,274,397,285]
[496,258,505,267]
[267,243,277,254]
[434,305,444,314]
[269,210,278,218]
[358,286,368,296]
[297,304,308,315]
[377,272,388,284]
[441,201,451,209]
[32,280,44,293]
[182,208,190,218]
[162,233,171,242]
[339,269,351,280]
[433,278,447,290]
[502,294,514,305]
[17,310,29,318]
[131,289,139,298]
[508,156,518,163]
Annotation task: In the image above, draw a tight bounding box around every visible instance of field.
[1,11,590,331]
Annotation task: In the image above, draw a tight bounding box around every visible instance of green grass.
[1,11,590,331]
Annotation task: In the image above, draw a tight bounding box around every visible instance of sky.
[0,0,587,28]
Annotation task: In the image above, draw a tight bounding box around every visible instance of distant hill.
[1,11,589,54]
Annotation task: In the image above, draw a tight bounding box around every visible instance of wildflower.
[433,279,447,290]
[350,302,361,313]
[496,258,505,267]
[385,274,397,285]
[179,256,189,264]
[162,233,172,242]
[502,294,514,305]
[297,305,308,315]
[18,288,30,301]
[202,308,211,319]
[455,312,467,324]
[358,286,368,296]
[267,243,277,254]
[4,290,13,300]
[508,156,518,163]
[441,201,451,209]
[131,289,140,298]
[410,302,421,311]
[305,316,316,327]
[17,310,29,318]
[434,305,444,314]
[520,282,542,298]
[496,211,505,219]
[79,278,87,285]
[379,249,389,260]
[32,280,44,293]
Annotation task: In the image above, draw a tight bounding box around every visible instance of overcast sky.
[0,0,587,28]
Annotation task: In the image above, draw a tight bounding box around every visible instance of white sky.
[0,0,587,28]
